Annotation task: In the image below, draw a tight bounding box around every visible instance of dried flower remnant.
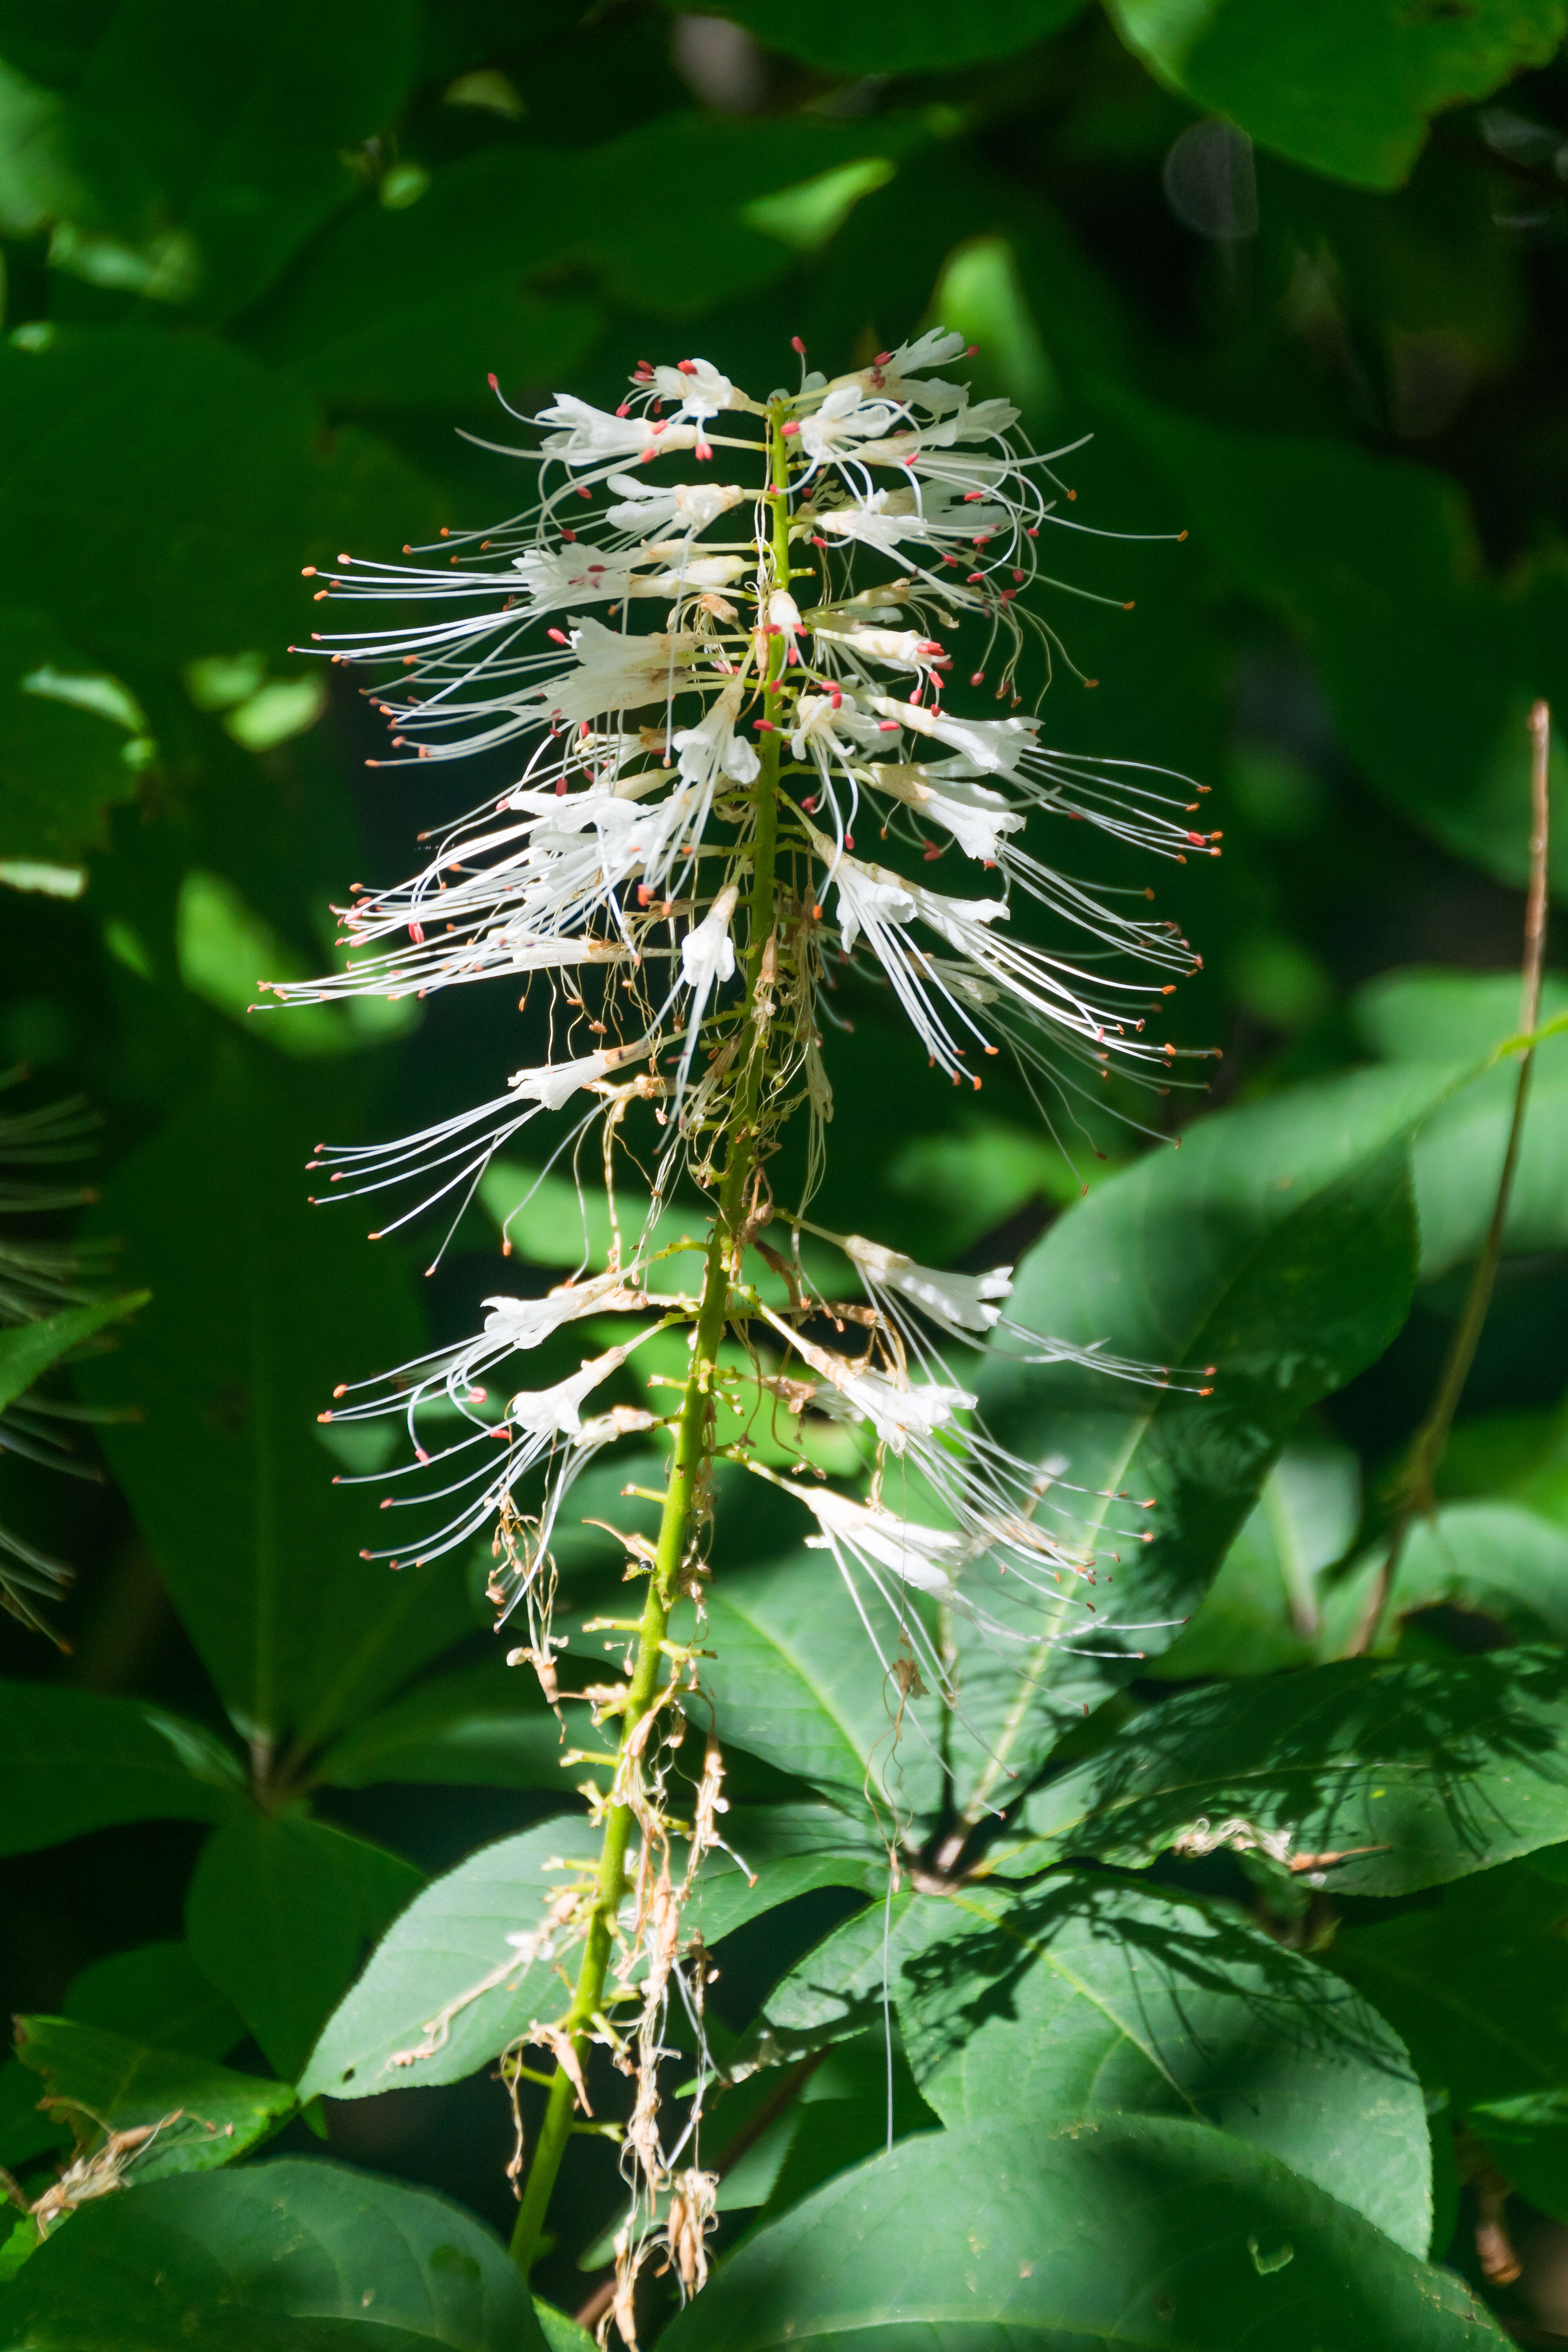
[273,328,1214,2330]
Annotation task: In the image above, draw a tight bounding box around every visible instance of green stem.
[509,404,792,2275]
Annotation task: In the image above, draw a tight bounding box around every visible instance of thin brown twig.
[1346,700,1552,1655]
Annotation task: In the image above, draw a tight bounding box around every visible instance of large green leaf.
[659,2113,1501,2351]
[13,2014,294,2178]
[1015,1648,1568,1893]
[185,1813,424,2081]
[671,1552,942,1819]
[313,1658,575,1791]
[959,1065,1440,1813]
[33,0,415,325]
[1110,395,1568,895]
[1329,1847,1568,2111]
[669,0,1088,74]
[0,2157,548,2351]
[0,1680,242,1856]
[78,1050,472,1754]
[1147,1443,1360,1679]
[298,1806,881,2102]
[1354,969,1568,1275]
[1106,0,1567,188]
[0,607,151,862]
[742,1871,1428,2252]
[63,1941,244,2062]
[296,1812,603,2100]
[0,327,440,669]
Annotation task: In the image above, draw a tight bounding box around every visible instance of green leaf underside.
[746,1869,1428,2253]
[313,1660,576,1791]
[1016,1648,1568,1893]
[659,2114,1501,2350]
[186,1814,424,2082]
[0,1680,242,1857]
[1107,0,1568,188]
[14,2014,294,2178]
[0,2156,548,2351]
[63,1940,245,2063]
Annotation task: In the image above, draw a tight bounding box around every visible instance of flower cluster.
[272,330,1214,2322]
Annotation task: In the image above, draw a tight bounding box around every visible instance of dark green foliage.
[3,0,1568,2338]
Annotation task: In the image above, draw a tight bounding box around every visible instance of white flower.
[844,1234,1013,1336]
[866,764,1024,864]
[829,858,917,951]
[648,358,740,428]
[506,1348,626,1436]
[797,1484,970,1606]
[533,617,702,729]
[875,696,1040,777]
[812,1369,974,1455]
[481,1270,627,1350]
[603,476,746,535]
[510,1040,650,1112]
[799,384,902,465]
[671,681,760,790]
[671,885,739,1114]
[536,394,699,466]
[811,621,949,677]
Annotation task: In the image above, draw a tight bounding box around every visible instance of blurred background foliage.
[5,0,1568,2329]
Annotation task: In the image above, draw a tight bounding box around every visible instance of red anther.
[877,719,900,732]
[1026,527,1038,538]
[696,440,713,462]
[923,841,942,860]
[966,572,984,584]
[781,420,800,436]
[639,447,658,464]
[652,399,664,416]
[1000,587,1017,600]
[845,834,854,849]
[829,687,842,707]
[908,688,922,704]
[1185,831,1206,847]
[970,671,985,686]
[615,401,632,417]
[963,492,984,503]
[875,350,893,365]
[487,372,499,390]
[555,777,568,795]
[811,534,829,548]
[1013,568,1025,583]
[965,343,980,355]
[561,528,575,542]
[577,486,591,499]
[801,795,818,812]
[791,335,807,354]
[547,628,570,645]
[635,360,654,377]
[408,921,425,945]
[579,719,592,735]
[754,718,777,731]
[637,884,652,906]
[677,358,697,374]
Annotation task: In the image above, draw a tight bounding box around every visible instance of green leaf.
[671,0,1089,74]
[744,1871,1428,2252]
[0,2156,549,2350]
[78,1051,473,1753]
[1016,1648,1568,1894]
[296,1813,603,2100]
[243,147,602,405]
[1109,394,1568,896]
[672,1552,942,1818]
[313,1659,574,1789]
[63,1941,244,2062]
[36,0,416,324]
[1105,0,1567,188]
[1319,1503,1568,1657]
[659,2113,1501,2351]
[0,1288,146,1413]
[0,608,151,861]
[960,1065,1440,1811]
[14,2014,295,2177]
[1329,1848,1568,2110]
[0,327,442,670]
[298,1806,880,2102]
[1148,1443,1361,1679]
[533,2306,597,2352]
[1465,2089,1568,2223]
[1354,969,1568,1275]
[0,1680,242,1857]
[185,1813,423,2081]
